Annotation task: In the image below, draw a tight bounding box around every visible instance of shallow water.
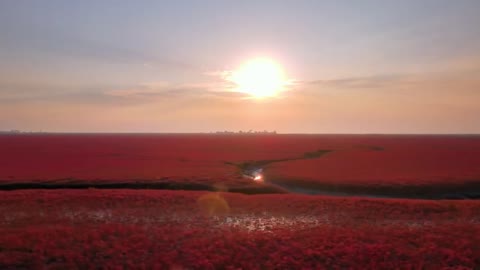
[266,179,480,200]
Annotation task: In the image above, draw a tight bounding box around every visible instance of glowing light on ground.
[253,175,263,182]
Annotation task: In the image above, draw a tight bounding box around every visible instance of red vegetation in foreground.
[1,134,480,190]
[0,190,479,269]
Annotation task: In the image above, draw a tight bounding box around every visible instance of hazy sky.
[1,0,479,133]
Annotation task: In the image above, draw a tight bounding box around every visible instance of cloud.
[0,82,84,101]
[105,80,250,101]
[296,66,480,96]
[306,74,419,89]
[2,23,197,71]
[0,77,251,108]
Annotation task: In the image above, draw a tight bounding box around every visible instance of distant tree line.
[213,130,277,134]
[0,130,21,134]
[0,130,46,134]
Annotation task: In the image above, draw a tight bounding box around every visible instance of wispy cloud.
[297,66,480,95]
[2,23,197,71]
[307,74,418,89]
[105,80,250,101]
[0,78,251,107]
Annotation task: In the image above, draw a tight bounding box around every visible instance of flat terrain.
[0,134,479,268]
[1,134,480,198]
[0,190,479,269]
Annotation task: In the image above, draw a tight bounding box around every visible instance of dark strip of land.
[0,179,479,200]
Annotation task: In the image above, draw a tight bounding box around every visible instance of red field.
[267,135,480,186]
[1,134,480,197]
[0,190,479,269]
[1,134,480,268]
[2,134,480,181]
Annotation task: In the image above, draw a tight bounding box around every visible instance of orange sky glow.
[1,1,479,133]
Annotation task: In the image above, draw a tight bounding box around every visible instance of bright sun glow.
[229,58,289,98]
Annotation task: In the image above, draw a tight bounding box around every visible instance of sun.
[228,58,289,98]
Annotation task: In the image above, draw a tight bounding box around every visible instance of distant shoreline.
[1,132,480,136]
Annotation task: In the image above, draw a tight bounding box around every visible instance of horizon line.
[1,131,480,136]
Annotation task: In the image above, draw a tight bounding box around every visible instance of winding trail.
[0,146,479,199]
[226,147,480,200]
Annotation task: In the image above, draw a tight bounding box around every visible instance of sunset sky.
[1,0,479,133]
